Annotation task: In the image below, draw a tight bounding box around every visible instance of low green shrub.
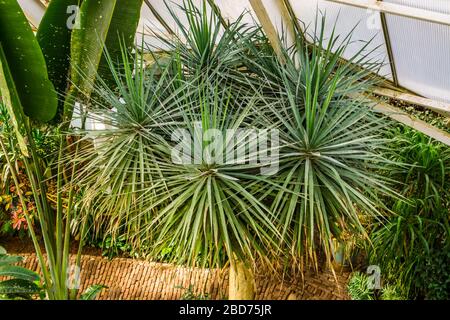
[347,272,375,300]
[415,248,450,300]
[0,246,43,300]
[177,285,210,301]
[347,272,406,300]
[369,126,450,299]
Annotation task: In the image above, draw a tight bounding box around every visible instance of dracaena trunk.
[228,259,256,300]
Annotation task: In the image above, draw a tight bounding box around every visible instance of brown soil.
[0,235,102,256]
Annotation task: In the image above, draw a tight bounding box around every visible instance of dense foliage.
[347,272,405,300]
[0,246,42,300]
[369,126,450,299]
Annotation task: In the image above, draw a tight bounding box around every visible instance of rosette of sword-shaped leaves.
[154,0,258,85]
[64,0,145,121]
[70,46,281,267]
[256,22,398,268]
[131,82,282,268]
[67,49,189,245]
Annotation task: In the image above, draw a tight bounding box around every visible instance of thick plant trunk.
[287,292,298,300]
[228,259,255,300]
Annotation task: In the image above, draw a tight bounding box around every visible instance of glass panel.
[384,0,450,102]
[290,0,393,80]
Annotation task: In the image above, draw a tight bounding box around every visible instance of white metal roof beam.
[374,88,450,117]
[249,0,285,62]
[372,98,450,146]
[18,0,46,28]
[326,0,450,26]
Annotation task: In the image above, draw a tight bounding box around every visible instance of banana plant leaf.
[97,0,143,88]
[63,0,117,120]
[0,265,40,282]
[0,254,23,267]
[69,0,117,99]
[37,0,83,118]
[0,0,58,122]
[0,279,40,295]
[0,44,29,157]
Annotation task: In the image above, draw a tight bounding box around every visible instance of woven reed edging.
[4,253,350,300]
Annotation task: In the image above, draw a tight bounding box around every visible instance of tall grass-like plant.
[151,0,258,85]
[252,18,396,269]
[69,48,189,245]
[72,44,281,299]
[369,126,450,298]
[243,15,383,102]
[0,61,80,300]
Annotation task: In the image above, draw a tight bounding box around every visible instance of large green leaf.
[97,0,143,88]
[0,254,23,267]
[69,0,117,99]
[0,265,40,282]
[0,0,58,122]
[0,44,29,156]
[80,284,107,300]
[63,0,117,121]
[37,0,82,118]
[0,279,40,295]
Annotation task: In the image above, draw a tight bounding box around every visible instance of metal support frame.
[326,0,450,26]
[379,6,399,86]
[144,0,175,35]
[248,0,285,62]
